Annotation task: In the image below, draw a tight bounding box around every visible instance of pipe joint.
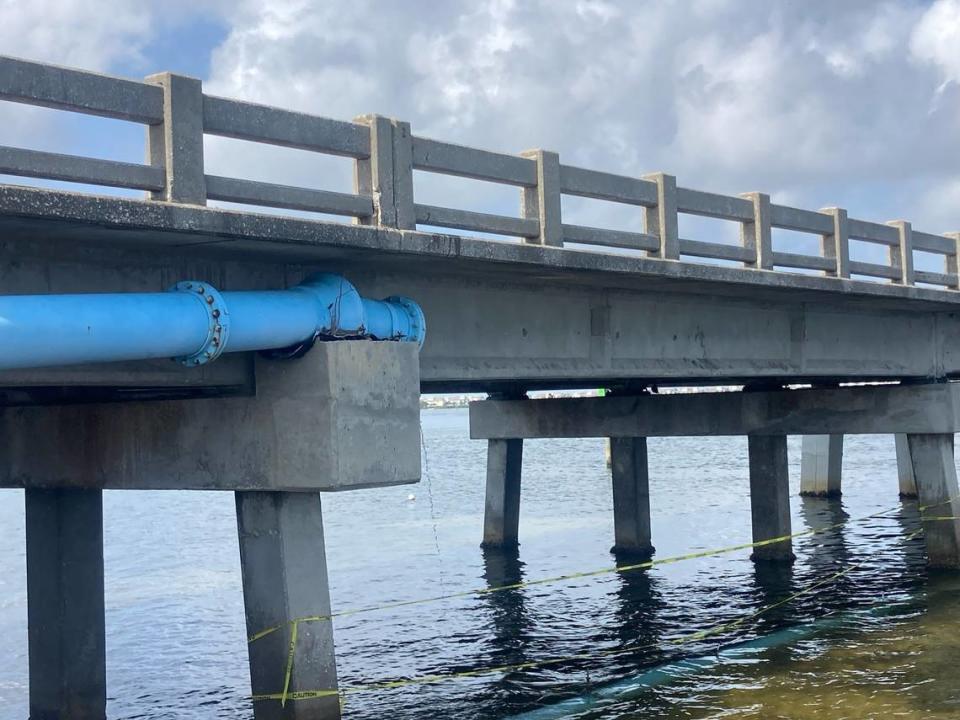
[169,280,230,366]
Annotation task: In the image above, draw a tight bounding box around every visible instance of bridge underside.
[2,185,959,400]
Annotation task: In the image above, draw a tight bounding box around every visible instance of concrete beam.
[610,437,654,557]
[895,433,918,497]
[25,489,106,720]
[906,434,960,569]
[748,435,795,562]
[1,343,421,491]
[481,439,524,549]
[469,384,960,440]
[799,434,843,497]
[236,492,340,720]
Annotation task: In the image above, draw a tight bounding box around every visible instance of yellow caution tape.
[252,527,929,704]
[250,497,953,644]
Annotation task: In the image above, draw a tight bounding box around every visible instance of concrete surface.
[25,488,106,720]
[469,383,960,439]
[896,433,918,497]
[609,437,654,557]
[0,342,421,491]
[481,439,524,549]
[748,435,795,562]
[799,434,844,497]
[236,491,340,720]
[906,434,960,568]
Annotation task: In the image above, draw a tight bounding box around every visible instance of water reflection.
[611,564,664,667]
[480,546,533,670]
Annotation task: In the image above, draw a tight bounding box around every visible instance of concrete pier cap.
[0,342,422,491]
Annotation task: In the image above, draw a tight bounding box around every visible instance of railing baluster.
[740,192,772,269]
[887,220,915,286]
[520,149,562,246]
[144,73,206,205]
[642,173,679,260]
[820,207,850,279]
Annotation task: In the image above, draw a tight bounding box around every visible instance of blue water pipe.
[0,273,426,370]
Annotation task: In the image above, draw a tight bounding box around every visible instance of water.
[0,408,958,719]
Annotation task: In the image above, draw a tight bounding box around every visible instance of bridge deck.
[2,184,960,394]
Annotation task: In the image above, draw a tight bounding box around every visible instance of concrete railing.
[2,55,959,290]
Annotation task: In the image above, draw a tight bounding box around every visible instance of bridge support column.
[482,439,524,548]
[25,488,106,720]
[236,491,340,720]
[748,435,795,562]
[906,434,960,568]
[610,437,654,557]
[896,433,918,497]
[800,434,843,497]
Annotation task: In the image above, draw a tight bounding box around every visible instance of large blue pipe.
[0,273,425,370]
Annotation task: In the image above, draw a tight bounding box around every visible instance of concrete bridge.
[2,55,960,719]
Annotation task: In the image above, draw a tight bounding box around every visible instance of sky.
[1,0,960,264]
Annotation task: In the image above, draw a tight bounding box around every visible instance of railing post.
[641,172,679,260]
[819,207,850,279]
[144,72,206,205]
[887,220,915,286]
[520,149,562,246]
[353,115,415,230]
[740,192,772,269]
[946,233,960,290]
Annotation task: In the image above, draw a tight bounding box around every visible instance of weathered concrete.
[906,434,960,568]
[799,434,843,497]
[25,488,106,720]
[609,437,654,557]
[469,383,960,439]
[896,433,918,497]
[748,435,795,562]
[482,439,524,548]
[0,343,420,491]
[236,491,340,720]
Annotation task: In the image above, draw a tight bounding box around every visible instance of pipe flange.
[384,295,427,347]
[169,280,230,366]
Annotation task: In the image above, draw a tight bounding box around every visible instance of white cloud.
[911,0,960,84]
[202,1,960,214]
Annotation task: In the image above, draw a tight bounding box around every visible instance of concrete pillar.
[906,434,960,569]
[895,433,918,497]
[25,488,106,720]
[482,438,523,548]
[748,435,795,562]
[236,492,340,720]
[610,437,654,557]
[799,434,843,497]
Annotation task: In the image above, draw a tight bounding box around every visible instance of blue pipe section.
[0,273,425,371]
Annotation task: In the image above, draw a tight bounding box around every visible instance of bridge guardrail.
[1,54,958,291]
